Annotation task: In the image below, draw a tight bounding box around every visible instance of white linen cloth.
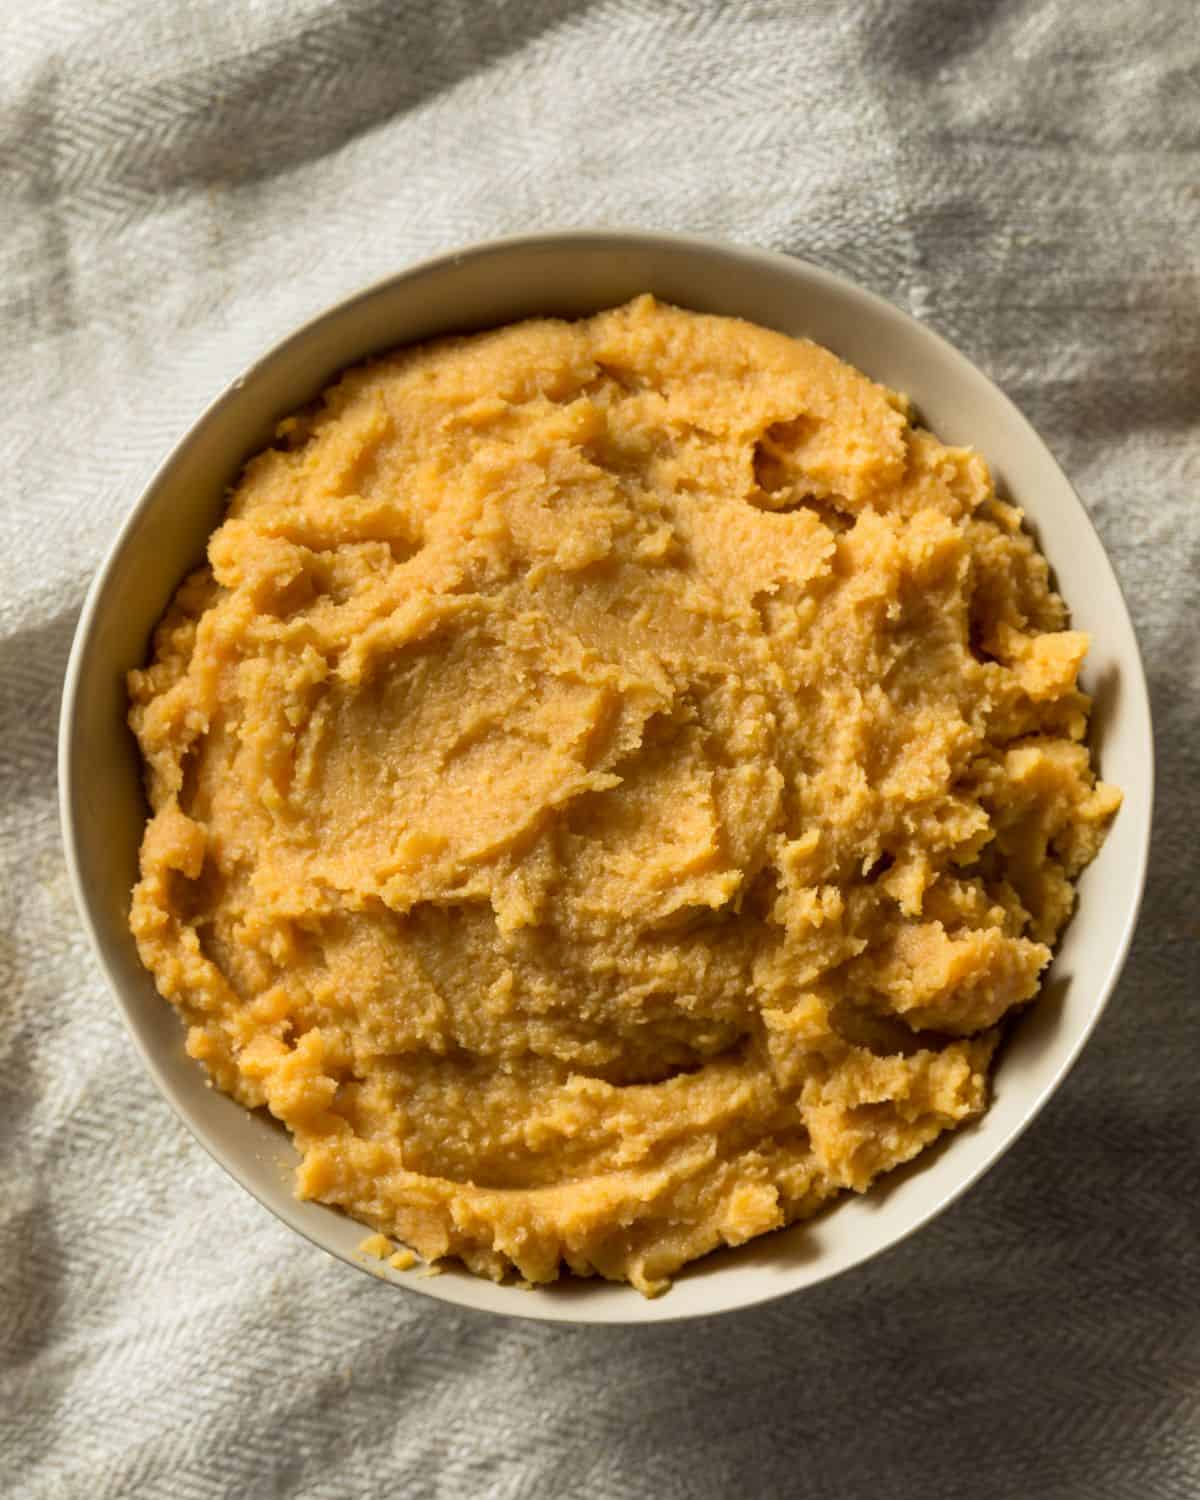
[2,2,1197,1495]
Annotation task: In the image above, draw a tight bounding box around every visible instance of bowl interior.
[60,232,1152,1324]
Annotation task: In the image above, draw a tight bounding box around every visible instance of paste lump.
[129,296,1120,1294]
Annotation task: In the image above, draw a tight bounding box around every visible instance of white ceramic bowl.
[59,231,1152,1324]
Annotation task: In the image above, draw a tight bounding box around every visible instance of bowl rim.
[58,228,1154,1325]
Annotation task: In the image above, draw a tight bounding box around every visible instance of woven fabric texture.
[2,2,1197,1496]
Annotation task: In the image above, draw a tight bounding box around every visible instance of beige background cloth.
[2,2,1197,1496]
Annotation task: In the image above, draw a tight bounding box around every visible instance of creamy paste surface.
[130,297,1119,1293]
